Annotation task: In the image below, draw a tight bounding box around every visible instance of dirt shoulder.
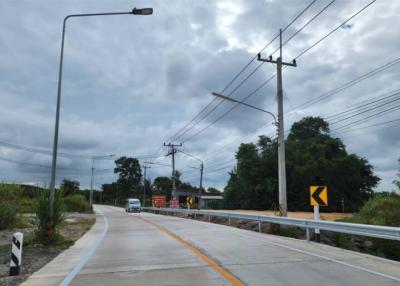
[0,213,95,286]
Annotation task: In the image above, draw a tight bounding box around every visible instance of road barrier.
[142,207,400,241]
[9,232,23,276]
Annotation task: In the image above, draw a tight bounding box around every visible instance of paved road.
[23,205,400,286]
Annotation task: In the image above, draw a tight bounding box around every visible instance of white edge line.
[59,210,109,286]
[246,235,400,283]
[145,211,400,283]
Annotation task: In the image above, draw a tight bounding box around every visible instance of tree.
[114,157,142,200]
[153,176,172,192]
[206,187,222,195]
[60,179,80,197]
[101,182,120,205]
[223,117,380,212]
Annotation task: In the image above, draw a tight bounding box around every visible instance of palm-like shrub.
[34,189,64,244]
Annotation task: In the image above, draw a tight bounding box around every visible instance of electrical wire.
[167,0,319,143]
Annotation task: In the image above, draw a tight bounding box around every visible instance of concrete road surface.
[23,205,400,286]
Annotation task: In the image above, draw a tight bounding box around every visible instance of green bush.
[0,202,18,230]
[348,193,400,260]
[63,194,90,212]
[354,193,400,226]
[19,197,36,213]
[34,189,64,244]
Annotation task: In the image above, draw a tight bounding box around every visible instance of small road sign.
[310,186,328,206]
[186,196,193,205]
[152,195,166,208]
[169,198,179,208]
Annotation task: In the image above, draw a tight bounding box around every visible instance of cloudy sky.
[0,0,399,193]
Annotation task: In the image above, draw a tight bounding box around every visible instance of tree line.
[223,117,381,212]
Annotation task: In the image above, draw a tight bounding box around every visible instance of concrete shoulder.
[21,211,105,286]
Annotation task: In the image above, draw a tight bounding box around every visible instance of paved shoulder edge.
[20,208,107,286]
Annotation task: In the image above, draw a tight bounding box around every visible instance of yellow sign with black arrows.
[310,186,328,206]
[186,196,193,205]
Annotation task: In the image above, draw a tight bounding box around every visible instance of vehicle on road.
[125,198,141,213]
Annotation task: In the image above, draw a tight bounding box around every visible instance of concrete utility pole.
[257,29,296,217]
[142,162,151,207]
[198,162,203,210]
[164,143,182,199]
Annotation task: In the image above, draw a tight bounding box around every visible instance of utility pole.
[142,162,151,207]
[257,29,296,217]
[164,143,182,199]
[198,162,203,210]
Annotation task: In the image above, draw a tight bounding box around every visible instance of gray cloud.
[0,0,399,192]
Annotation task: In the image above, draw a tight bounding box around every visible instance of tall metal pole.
[48,7,153,222]
[198,162,203,210]
[49,18,67,218]
[90,158,95,206]
[277,29,287,217]
[257,28,296,217]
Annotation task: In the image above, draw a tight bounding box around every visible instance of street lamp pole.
[49,8,153,219]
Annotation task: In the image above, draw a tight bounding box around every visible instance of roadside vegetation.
[223,117,380,212]
[0,181,95,285]
[331,192,400,261]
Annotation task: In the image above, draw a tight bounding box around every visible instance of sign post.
[310,186,328,242]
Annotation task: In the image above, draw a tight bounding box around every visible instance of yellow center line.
[136,215,246,286]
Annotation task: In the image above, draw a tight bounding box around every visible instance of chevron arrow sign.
[310,186,328,206]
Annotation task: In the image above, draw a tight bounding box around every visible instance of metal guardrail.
[142,207,400,241]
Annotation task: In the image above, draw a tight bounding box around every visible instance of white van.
[125,198,141,213]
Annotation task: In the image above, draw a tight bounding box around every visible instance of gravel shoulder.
[0,214,95,286]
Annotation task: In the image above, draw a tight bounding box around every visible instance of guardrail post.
[228,217,231,226]
[9,232,23,276]
[258,221,262,233]
[208,215,211,222]
[194,213,197,219]
[306,228,311,242]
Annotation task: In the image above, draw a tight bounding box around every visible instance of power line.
[273,0,336,54]
[167,0,319,142]
[332,103,400,131]
[294,0,377,60]
[182,74,276,143]
[181,1,376,143]
[330,93,400,125]
[326,89,400,120]
[334,118,400,134]
[0,156,95,173]
[291,57,400,111]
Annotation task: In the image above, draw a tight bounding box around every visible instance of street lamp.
[211,91,286,214]
[90,154,116,207]
[49,8,153,220]
[212,92,277,125]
